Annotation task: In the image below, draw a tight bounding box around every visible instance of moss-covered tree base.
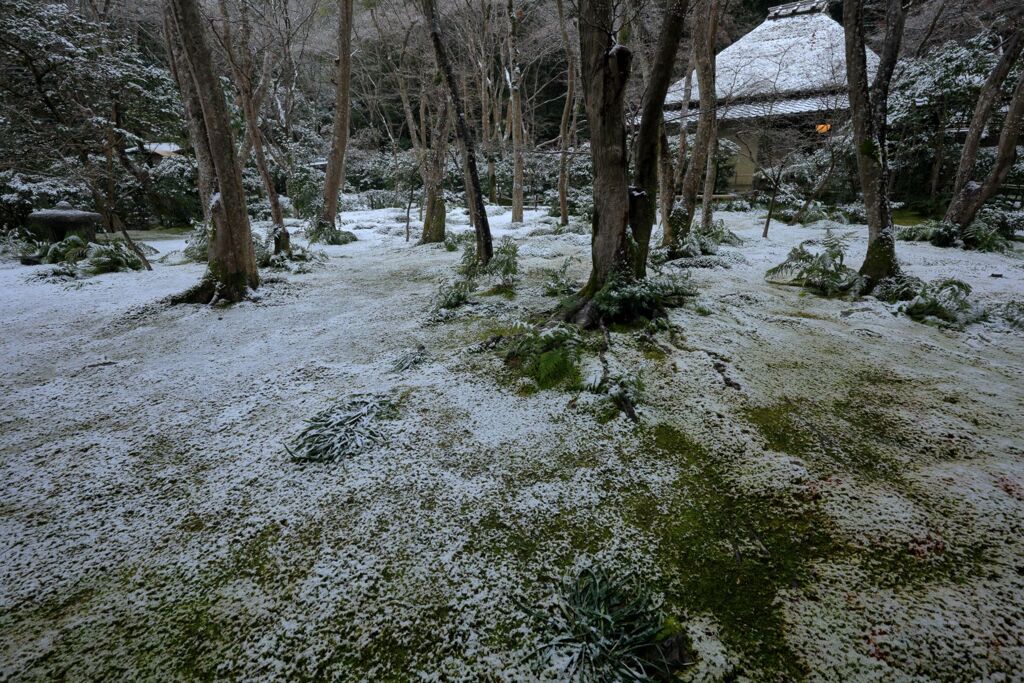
[169,271,257,306]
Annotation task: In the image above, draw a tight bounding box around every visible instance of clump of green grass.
[286,395,396,463]
[535,566,689,682]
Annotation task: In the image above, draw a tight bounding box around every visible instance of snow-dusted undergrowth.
[1,207,1022,680]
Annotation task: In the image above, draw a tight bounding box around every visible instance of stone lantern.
[26,201,102,243]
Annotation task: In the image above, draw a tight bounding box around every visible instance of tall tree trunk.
[844,0,907,286]
[665,0,717,250]
[949,30,1023,200]
[658,125,674,232]
[507,0,525,223]
[629,0,691,275]
[555,0,576,227]
[168,0,258,303]
[673,49,694,193]
[421,106,452,243]
[164,7,215,223]
[422,0,493,264]
[218,1,289,255]
[700,120,718,234]
[945,68,1024,228]
[318,0,353,232]
[562,0,632,327]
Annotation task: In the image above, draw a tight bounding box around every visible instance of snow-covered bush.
[593,272,698,321]
[898,217,1010,252]
[286,395,397,463]
[902,279,979,327]
[765,230,861,296]
[307,223,357,246]
[536,567,680,681]
[897,220,959,247]
[84,241,144,274]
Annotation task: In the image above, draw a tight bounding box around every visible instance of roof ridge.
[766,0,829,19]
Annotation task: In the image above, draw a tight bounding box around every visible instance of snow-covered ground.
[1,207,1022,681]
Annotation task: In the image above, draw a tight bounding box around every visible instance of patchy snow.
[1,206,1022,680]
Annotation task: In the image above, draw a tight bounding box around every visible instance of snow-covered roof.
[666,0,879,107]
[666,92,852,124]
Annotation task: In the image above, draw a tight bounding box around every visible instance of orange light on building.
[816,123,832,134]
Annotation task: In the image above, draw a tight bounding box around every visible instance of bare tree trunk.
[422,0,493,264]
[844,0,906,286]
[507,0,525,223]
[164,7,215,220]
[168,0,258,302]
[665,0,718,251]
[945,68,1024,228]
[673,49,694,192]
[561,0,632,326]
[318,0,353,232]
[658,125,673,232]
[555,0,576,227]
[421,106,451,243]
[949,30,1023,200]
[700,120,718,234]
[629,0,691,275]
[217,2,289,254]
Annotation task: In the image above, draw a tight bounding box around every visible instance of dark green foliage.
[286,395,396,463]
[42,235,89,265]
[536,567,682,681]
[503,322,582,390]
[898,214,1013,253]
[84,241,144,274]
[897,220,959,247]
[486,237,519,290]
[765,230,861,296]
[307,223,357,246]
[432,278,475,311]
[593,273,698,322]
[961,220,1009,253]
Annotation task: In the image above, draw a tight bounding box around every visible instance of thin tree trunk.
[218,2,289,254]
[168,0,258,302]
[629,0,691,274]
[673,49,694,193]
[422,0,493,264]
[700,120,718,234]
[658,125,673,232]
[554,0,576,227]
[949,30,1023,199]
[945,68,1024,228]
[665,0,718,250]
[318,0,353,232]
